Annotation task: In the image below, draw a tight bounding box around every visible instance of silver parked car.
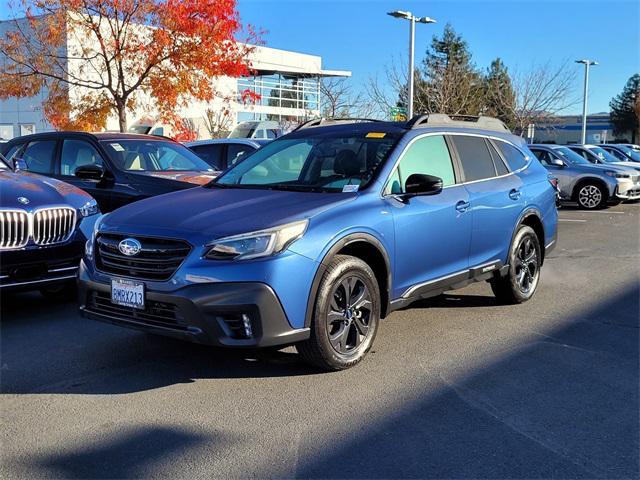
[530,144,640,209]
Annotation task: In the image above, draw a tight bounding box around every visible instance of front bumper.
[616,179,640,200]
[78,261,310,348]
[0,240,83,291]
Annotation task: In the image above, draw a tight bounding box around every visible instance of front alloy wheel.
[577,183,605,209]
[297,255,380,370]
[327,276,374,355]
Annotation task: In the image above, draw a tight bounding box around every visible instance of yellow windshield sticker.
[366,132,386,138]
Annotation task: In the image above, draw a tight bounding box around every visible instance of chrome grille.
[33,207,76,246]
[0,210,29,249]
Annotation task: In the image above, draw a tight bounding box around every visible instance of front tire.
[576,182,607,209]
[490,225,542,304]
[297,255,381,371]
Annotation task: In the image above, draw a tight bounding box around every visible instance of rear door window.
[496,141,528,171]
[20,140,57,174]
[451,135,496,182]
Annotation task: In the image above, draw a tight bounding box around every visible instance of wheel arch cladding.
[304,233,392,327]
[572,177,610,202]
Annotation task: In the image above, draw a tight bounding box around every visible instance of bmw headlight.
[604,170,630,179]
[79,199,100,217]
[205,220,308,261]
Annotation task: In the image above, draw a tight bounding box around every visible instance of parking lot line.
[574,210,626,215]
[558,219,587,222]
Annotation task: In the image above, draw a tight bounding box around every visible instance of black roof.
[3,131,175,144]
[285,121,407,139]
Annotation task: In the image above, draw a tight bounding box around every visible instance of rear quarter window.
[496,141,529,171]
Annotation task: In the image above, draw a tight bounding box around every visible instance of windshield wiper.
[204,181,232,189]
[264,184,332,193]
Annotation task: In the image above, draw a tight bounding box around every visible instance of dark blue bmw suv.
[79,115,558,370]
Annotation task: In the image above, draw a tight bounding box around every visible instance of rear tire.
[490,225,541,304]
[297,255,381,371]
[575,181,607,209]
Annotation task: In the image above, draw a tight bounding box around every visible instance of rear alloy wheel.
[297,255,380,370]
[576,182,606,209]
[491,225,541,304]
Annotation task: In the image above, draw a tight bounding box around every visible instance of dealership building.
[532,113,625,144]
[0,17,350,140]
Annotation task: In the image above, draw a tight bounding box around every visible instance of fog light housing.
[241,314,253,338]
[216,312,256,340]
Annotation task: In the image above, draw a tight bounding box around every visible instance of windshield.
[101,139,216,172]
[615,145,640,161]
[587,146,619,163]
[214,132,400,192]
[553,147,591,165]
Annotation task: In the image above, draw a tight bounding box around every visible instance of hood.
[608,162,640,172]
[0,170,93,209]
[579,162,639,175]
[102,186,355,239]
[131,170,219,186]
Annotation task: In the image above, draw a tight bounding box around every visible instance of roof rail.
[293,117,383,131]
[407,113,510,133]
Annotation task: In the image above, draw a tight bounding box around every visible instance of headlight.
[604,170,630,179]
[205,220,308,261]
[85,213,108,259]
[79,199,100,217]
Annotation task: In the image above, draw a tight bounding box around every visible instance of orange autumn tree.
[0,0,257,136]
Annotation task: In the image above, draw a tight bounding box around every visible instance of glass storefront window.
[238,74,319,112]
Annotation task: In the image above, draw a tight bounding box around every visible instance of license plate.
[111,278,145,310]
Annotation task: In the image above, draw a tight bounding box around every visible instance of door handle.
[509,189,522,200]
[455,200,470,213]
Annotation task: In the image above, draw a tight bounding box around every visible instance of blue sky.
[2,0,638,114]
[237,0,639,114]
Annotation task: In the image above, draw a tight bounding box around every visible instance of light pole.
[388,10,436,119]
[575,59,598,144]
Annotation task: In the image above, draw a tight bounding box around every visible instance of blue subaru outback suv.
[79,115,558,370]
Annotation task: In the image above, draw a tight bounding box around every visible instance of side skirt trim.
[389,260,504,313]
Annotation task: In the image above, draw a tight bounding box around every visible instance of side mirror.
[550,158,565,168]
[75,164,105,181]
[404,173,443,197]
[13,157,28,171]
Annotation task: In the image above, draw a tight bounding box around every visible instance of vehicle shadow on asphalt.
[32,426,213,479]
[3,284,638,477]
[292,284,639,479]
[1,289,516,395]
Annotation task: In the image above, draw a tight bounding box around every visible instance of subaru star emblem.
[118,238,142,256]
[17,196,29,205]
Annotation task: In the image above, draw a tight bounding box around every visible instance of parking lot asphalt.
[1,203,638,479]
